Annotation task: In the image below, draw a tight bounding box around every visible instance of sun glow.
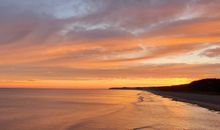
[0,78,193,89]
[0,0,219,88]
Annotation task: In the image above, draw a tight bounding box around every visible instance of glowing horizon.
[0,0,219,88]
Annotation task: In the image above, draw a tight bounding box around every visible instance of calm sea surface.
[0,89,219,130]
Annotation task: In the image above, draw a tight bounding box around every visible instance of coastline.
[111,88,220,112]
[110,78,220,112]
[145,89,220,112]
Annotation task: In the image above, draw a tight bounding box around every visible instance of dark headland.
[110,78,220,111]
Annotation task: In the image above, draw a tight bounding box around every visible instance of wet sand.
[146,90,220,111]
[0,89,220,130]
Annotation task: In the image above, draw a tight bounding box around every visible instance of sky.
[0,0,219,88]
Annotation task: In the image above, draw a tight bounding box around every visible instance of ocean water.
[0,89,219,130]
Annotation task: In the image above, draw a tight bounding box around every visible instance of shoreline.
[111,88,220,112]
[110,78,220,112]
[144,89,220,112]
[137,89,220,113]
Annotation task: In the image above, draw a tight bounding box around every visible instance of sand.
[147,90,220,111]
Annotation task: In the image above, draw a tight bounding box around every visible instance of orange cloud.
[0,0,220,88]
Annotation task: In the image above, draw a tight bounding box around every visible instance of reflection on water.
[0,89,219,130]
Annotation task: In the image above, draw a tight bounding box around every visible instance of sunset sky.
[0,0,219,88]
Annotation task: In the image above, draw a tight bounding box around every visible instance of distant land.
[110,78,220,94]
[110,78,220,111]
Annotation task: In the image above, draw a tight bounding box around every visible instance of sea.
[0,89,219,130]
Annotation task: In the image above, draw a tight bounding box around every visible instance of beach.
[0,89,220,130]
[147,90,220,111]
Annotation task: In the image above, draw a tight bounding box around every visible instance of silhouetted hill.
[151,78,220,94]
[110,78,220,94]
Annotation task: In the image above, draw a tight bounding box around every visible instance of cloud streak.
[0,0,220,87]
